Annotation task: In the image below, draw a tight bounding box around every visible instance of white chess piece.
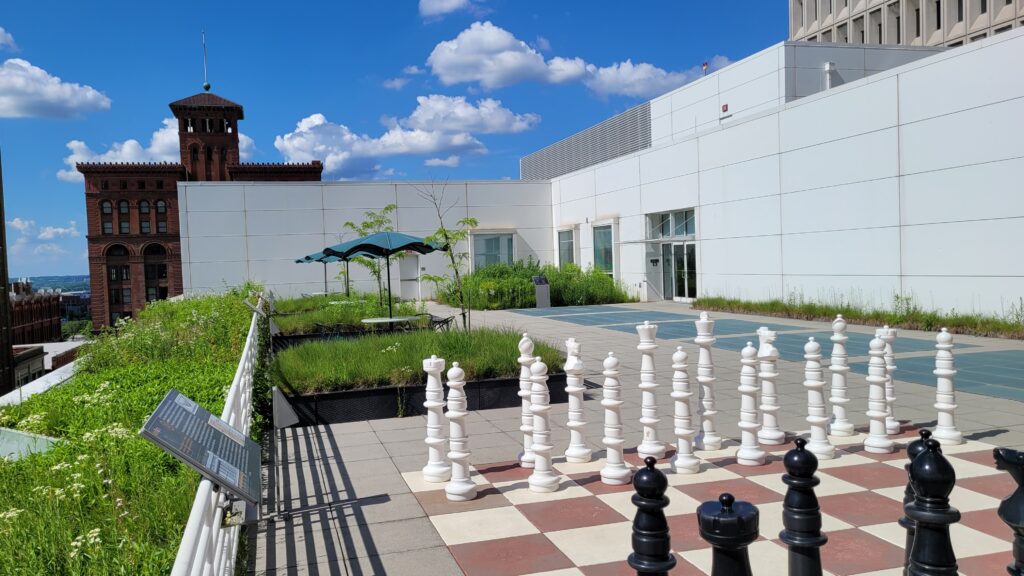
[445,363,477,501]
[736,342,767,466]
[601,353,633,485]
[517,333,536,468]
[694,312,722,451]
[932,328,964,446]
[879,326,900,435]
[757,327,786,445]
[803,338,835,460]
[828,315,854,437]
[528,357,559,493]
[422,355,451,482]
[636,321,666,460]
[864,336,895,454]
[563,338,592,463]
[671,347,702,473]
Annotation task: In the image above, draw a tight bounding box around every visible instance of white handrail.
[172,297,263,576]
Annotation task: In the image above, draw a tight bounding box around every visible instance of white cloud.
[57,118,255,180]
[403,94,539,134]
[403,65,425,75]
[7,218,34,234]
[383,77,410,90]
[534,36,551,52]
[419,0,472,18]
[274,113,485,179]
[428,21,731,98]
[0,58,110,118]
[37,220,79,240]
[0,27,16,51]
[425,155,460,167]
[33,243,66,256]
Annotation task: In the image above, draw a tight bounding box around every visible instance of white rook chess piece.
[736,342,767,466]
[528,357,559,493]
[757,327,786,445]
[694,312,722,451]
[864,336,895,454]
[601,352,633,485]
[803,338,835,460]
[636,321,666,460]
[422,355,451,482]
[932,328,964,446]
[517,334,536,469]
[445,363,477,502]
[879,325,900,435]
[563,338,592,463]
[828,315,854,437]
[671,347,702,473]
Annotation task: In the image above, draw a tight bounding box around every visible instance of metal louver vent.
[520,102,651,181]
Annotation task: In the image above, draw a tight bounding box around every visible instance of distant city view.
[8,274,88,293]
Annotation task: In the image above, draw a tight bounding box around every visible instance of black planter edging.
[285,373,580,425]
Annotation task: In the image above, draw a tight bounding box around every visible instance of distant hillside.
[10,275,89,292]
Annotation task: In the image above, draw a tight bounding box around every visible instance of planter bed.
[283,373,580,424]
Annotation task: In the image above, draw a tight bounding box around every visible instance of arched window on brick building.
[105,244,132,325]
[143,244,169,302]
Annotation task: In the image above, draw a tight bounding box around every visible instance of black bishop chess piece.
[779,438,828,576]
[906,438,960,576]
[994,447,1024,576]
[628,456,676,576]
[899,429,934,576]
[697,492,759,576]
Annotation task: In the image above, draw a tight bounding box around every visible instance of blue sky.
[0,0,786,277]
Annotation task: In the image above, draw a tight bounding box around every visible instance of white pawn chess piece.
[445,362,477,502]
[528,357,559,493]
[563,338,592,463]
[422,355,451,482]
[828,315,855,437]
[757,327,786,445]
[601,352,633,485]
[878,325,900,435]
[864,336,895,454]
[932,328,964,446]
[736,342,767,466]
[517,333,536,468]
[694,312,722,451]
[803,338,835,460]
[671,347,702,473]
[636,321,666,460]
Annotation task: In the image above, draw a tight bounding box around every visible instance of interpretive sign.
[140,389,261,504]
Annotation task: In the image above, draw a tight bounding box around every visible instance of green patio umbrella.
[295,249,373,296]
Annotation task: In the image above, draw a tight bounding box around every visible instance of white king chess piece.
[736,342,767,466]
[528,357,560,493]
[563,338,592,463]
[600,352,633,485]
[636,321,666,460]
[878,325,900,435]
[828,315,854,436]
[671,347,702,473]
[693,312,722,451]
[422,355,451,483]
[517,333,536,468]
[756,327,786,445]
[803,338,835,460]
[444,362,477,502]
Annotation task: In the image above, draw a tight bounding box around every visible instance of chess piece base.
[601,465,633,485]
[828,422,855,437]
[518,451,536,468]
[736,448,767,466]
[528,472,560,493]
[932,428,963,446]
[638,441,667,460]
[565,446,593,463]
[886,419,901,435]
[672,454,702,474]
[864,438,895,454]
[806,442,836,460]
[445,481,477,502]
[758,429,787,445]
[423,463,452,483]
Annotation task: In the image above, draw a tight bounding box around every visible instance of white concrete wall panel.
[699,156,781,206]
[719,72,782,118]
[182,184,244,212]
[188,211,246,237]
[558,197,596,227]
[702,273,785,301]
[558,170,596,202]
[188,261,249,290]
[469,182,549,206]
[247,234,327,261]
[700,196,782,240]
[595,157,640,195]
[322,184,396,209]
[780,128,899,193]
[902,276,1024,315]
[244,185,321,211]
[901,157,1024,226]
[718,48,781,91]
[700,237,782,275]
[781,178,899,234]
[699,115,780,170]
[246,210,324,236]
[781,274,901,309]
[651,96,671,119]
[782,228,901,276]
[595,187,642,220]
[640,174,699,215]
[651,114,673,143]
[902,218,1024,277]
[900,97,1024,174]
[781,77,898,151]
[639,140,699,184]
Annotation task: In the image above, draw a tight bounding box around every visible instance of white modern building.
[179,28,1024,315]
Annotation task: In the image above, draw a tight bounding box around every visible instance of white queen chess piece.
[601,352,633,485]
[444,362,477,501]
[864,336,895,454]
[828,315,854,436]
[694,312,722,451]
[878,325,900,435]
[636,321,666,460]
[932,328,964,446]
[757,327,786,445]
[528,357,560,492]
[803,338,835,460]
[563,338,592,463]
[671,347,702,473]
[736,342,767,466]
[422,355,451,482]
[517,333,536,468]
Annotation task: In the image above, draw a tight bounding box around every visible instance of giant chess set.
[401,312,1023,576]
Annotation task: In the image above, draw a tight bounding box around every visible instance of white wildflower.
[0,508,22,521]
[50,462,71,472]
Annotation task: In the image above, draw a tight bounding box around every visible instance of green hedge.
[436,261,635,310]
[0,288,263,575]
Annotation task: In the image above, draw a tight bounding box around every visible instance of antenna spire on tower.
[202,31,210,92]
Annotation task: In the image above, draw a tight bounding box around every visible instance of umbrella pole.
[386,255,393,318]
[345,261,350,298]
[323,262,328,294]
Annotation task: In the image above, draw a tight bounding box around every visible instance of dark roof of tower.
[169,92,244,118]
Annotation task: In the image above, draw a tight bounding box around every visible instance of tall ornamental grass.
[274,328,564,394]
[273,292,423,335]
[0,288,263,575]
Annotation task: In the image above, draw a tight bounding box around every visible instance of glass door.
[661,243,673,300]
[672,243,698,300]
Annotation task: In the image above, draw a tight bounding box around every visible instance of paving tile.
[960,508,1011,540]
[598,486,702,520]
[414,485,511,516]
[673,477,785,506]
[818,463,910,490]
[815,527,906,575]
[495,477,592,505]
[567,471,635,495]
[341,545,462,576]
[956,550,1016,576]
[860,519,1011,559]
[338,516,446,559]
[578,560,637,576]
[476,460,533,484]
[873,484,1001,513]
[517,495,626,532]
[817,491,907,527]
[331,491,425,526]
[430,505,539,545]
[682,540,797,576]
[545,521,634,567]
[708,453,788,477]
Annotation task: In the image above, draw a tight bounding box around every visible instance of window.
[936,0,942,28]
[108,288,122,305]
[138,180,146,190]
[145,263,167,280]
[994,24,1012,34]
[119,200,129,214]
[156,180,164,190]
[108,266,118,282]
[649,213,671,239]
[156,200,166,214]
[101,201,112,214]
[140,221,151,234]
[122,288,131,305]
[101,180,109,191]
[106,265,130,281]
[139,200,150,214]
[120,180,127,190]
[157,221,167,233]
[103,222,113,235]
[980,0,987,13]
[593,225,613,276]
[673,210,696,236]
[558,230,574,267]
[957,0,964,21]
[472,233,514,269]
[147,287,158,302]
[916,8,922,36]
[119,220,129,234]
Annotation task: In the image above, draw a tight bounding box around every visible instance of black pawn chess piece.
[994,447,1024,576]
[779,438,828,576]
[906,438,960,576]
[697,492,759,576]
[899,429,934,576]
[628,456,676,576]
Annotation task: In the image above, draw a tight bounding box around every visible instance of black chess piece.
[906,438,960,576]
[994,447,1024,576]
[628,456,676,576]
[899,429,934,576]
[779,438,828,576]
[698,493,759,576]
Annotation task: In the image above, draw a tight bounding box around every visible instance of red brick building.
[9,280,61,344]
[79,90,322,328]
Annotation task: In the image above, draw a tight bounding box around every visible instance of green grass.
[0,287,266,575]
[436,261,636,310]
[274,328,564,394]
[694,294,1024,339]
[272,293,423,335]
